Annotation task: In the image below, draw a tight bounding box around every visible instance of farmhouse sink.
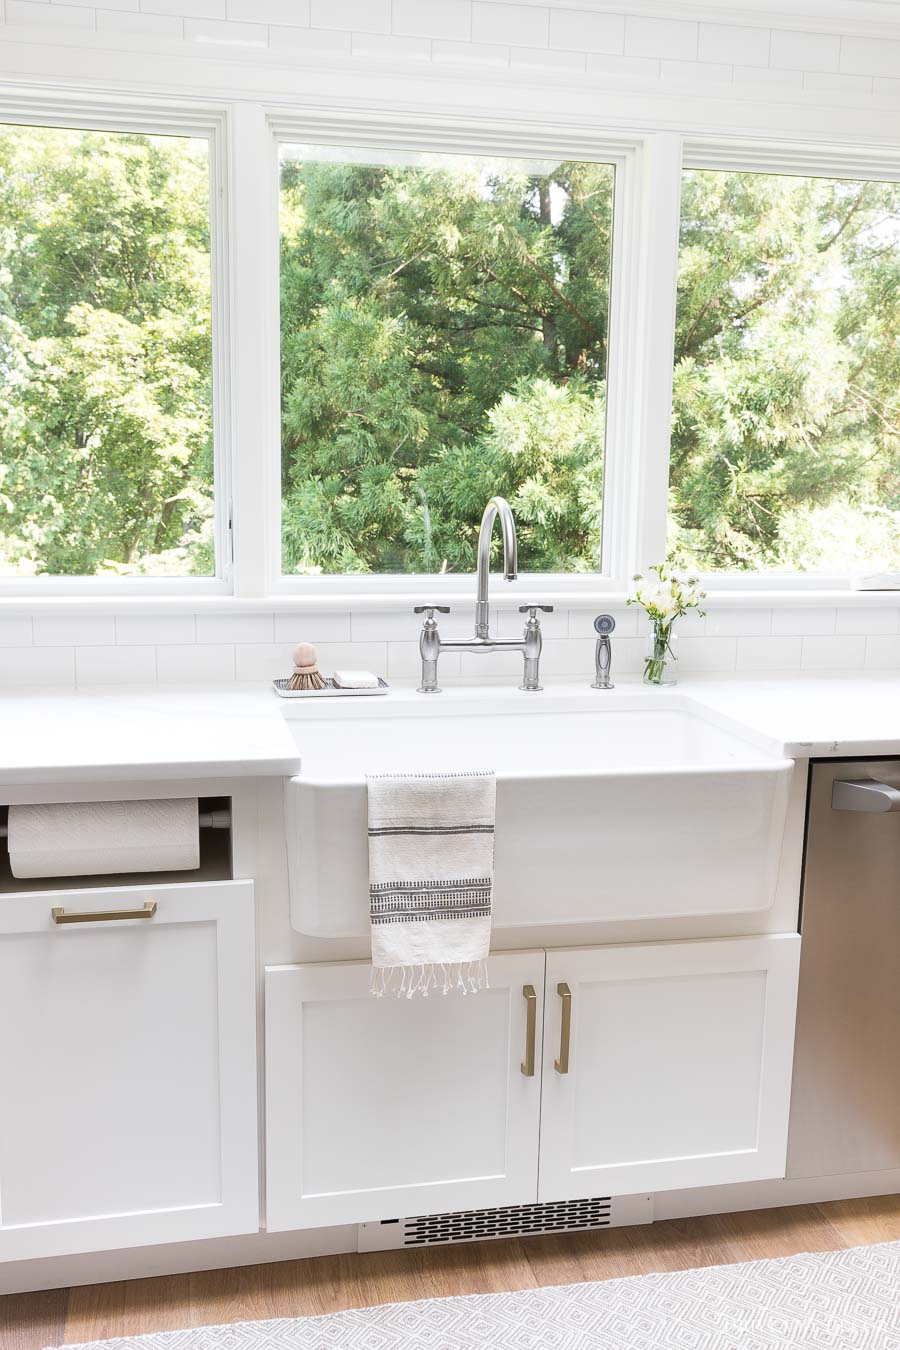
[284,700,793,936]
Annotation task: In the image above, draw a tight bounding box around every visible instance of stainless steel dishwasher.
[786,759,900,1180]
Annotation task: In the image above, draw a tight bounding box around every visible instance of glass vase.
[644,623,677,686]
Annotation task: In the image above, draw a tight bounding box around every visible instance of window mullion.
[630,131,683,576]
[228,102,280,599]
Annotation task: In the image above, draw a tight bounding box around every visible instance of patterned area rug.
[50,1240,900,1350]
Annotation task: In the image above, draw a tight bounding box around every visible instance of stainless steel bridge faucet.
[415,496,552,693]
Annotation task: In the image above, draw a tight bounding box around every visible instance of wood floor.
[4,1195,900,1349]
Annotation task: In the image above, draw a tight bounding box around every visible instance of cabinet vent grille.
[358,1195,653,1251]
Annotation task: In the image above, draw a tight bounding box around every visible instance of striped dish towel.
[366,770,496,998]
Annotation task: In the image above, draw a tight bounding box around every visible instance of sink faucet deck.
[415,496,552,693]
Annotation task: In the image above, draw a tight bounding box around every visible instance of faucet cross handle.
[413,604,451,619]
[519,604,554,619]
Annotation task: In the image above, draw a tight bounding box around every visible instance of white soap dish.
[272,676,390,699]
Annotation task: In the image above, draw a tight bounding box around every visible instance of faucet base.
[519,683,543,693]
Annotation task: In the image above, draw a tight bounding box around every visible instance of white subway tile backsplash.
[804,69,872,96]
[698,21,769,68]
[69,0,138,12]
[840,34,900,78]
[115,615,197,645]
[624,15,697,61]
[309,0,388,33]
[548,8,623,55]
[9,601,900,686]
[433,36,507,63]
[874,76,900,103]
[586,51,659,80]
[537,638,596,677]
[661,58,732,84]
[392,0,469,41]
[865,635,900,669]
[772,606,836,636]
[156,643,235,683]
[735,635,802,671]
[185,15,266,41]
[704,608,772,637]
[234,643,295,682]
[227,0,307,22]
[801,635,866,670]
[0,647,75,687]
[33,616,115,647]
[268,23,349,50]
[140,0,226,17]
[275,611,352,642]
[510,44,584,72]
[97,8,183,31]
[771,27,840,73]
[0,617,33,647]
[353,31,430,59]
[196,613,275,644]
[473,1,547,48]
[7,0,94,23]
[675,636,737,672]
[733,64,803,87]
[835,607,899,636]
[75,645,156,684]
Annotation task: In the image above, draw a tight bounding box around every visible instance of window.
[669,167,900,575]
[0,123,215,578]
[278,145,615,577]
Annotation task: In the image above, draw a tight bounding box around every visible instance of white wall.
[1,0,899,686]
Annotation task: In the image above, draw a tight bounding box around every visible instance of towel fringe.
[371,958,488,999]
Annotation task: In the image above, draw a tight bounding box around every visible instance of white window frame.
[1,92,899,607]
[260,111,667,601]
[0,89,233,597]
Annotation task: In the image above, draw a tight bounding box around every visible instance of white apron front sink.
[284,700,793,936]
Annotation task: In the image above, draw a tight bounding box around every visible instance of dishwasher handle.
[832,779,900,813]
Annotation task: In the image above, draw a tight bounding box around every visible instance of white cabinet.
[0,880,259,1262]
[538,936,801,1201]
[265,952,545,1230]
[264,935,800,1230]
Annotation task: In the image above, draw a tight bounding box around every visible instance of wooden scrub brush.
[288,642,327,691]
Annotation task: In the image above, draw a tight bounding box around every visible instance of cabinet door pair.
[265,934,800,1231]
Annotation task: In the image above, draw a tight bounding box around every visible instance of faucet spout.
[475,496,518,639]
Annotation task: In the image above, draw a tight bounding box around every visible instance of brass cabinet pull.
[520,984,537,1077]
[51,900,158,925]
[555,982,572,1074]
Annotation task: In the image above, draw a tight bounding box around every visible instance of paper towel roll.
[8,798,200,879]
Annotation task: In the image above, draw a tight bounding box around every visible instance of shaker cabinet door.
[265,952,545,1230]
[0,881,258,1264]
[539,935,800,1202]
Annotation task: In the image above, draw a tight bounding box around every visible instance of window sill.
[0,586,899,616]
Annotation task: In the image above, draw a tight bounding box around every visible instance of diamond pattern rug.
[49,1239,900,1349]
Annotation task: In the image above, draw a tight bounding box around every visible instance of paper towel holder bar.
[0,808,231,841]
[52,900,158,924]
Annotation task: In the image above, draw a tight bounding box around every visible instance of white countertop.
[0,672,898,787]
[0,687,301,786]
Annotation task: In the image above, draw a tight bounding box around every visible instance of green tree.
[669,169,900,572]
[0,126,212,576]
[279,157,614,573]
